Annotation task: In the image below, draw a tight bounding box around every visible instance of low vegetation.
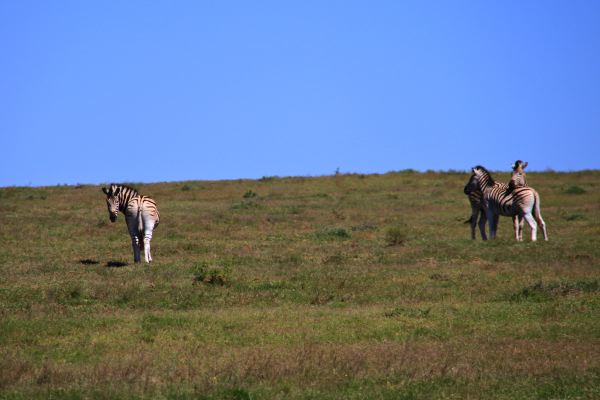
[1,170,599,399]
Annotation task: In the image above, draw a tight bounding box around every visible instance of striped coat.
[509,160,528,192]
[463,184,488,240]
[102,184,160,263]
[469,166,547,241]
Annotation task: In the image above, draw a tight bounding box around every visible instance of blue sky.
[1,1,599,186]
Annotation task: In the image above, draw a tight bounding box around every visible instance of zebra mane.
[473,165,495,185]
[111,183,139,196]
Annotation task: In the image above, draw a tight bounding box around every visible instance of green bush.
[192,263,231,286]
[315,227,351,240]
[385,225,407,246]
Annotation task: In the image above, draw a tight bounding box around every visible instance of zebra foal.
[509,160,528,192]
[101,184,160,263]
[463,185,488,240]
[508,160,529,240]
[467,166,547,241]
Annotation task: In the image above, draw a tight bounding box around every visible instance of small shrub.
[315,227,351,240]
[181,184,192,191]
[385,225,407,246]
[192,263,231,286]
[565,185,586,194]
[243,190,257,199]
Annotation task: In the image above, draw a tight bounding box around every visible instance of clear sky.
[1,1,599,186]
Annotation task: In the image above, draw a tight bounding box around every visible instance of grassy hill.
[1,170,599,399]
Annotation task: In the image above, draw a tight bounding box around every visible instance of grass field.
[1,170,599,399]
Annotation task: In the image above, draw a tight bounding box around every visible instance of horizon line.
[2,167,600,189]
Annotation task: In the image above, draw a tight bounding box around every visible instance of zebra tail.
[137,203,144,236]
[464,216,474,224]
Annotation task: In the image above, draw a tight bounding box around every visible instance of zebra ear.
[523,162,528,169]
[102,187,109,195]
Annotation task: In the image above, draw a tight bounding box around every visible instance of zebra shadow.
[79,259,128,268]
[106,261,128,268]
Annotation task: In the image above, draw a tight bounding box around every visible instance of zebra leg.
[131,236,141,263]
[143,233,153,263]
[523,213,538,241]
[533,192,548,241]
[518,216,525,241]
[485,209,496,239]
[142,219,157,263]
[513,216,520,241]
[478,209,487,240]
[126,216,141,263]
[493,214,500,239]
[536,216,548,241]
[469,208,478,240]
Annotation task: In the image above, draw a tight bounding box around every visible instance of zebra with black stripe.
[509,160,528,192]
[101,184,160,263]
[463,184,489,240]
[467,166,547,241]
[463,174,512,240]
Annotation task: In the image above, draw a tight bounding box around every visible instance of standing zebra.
[467,166,547,241]
[101,184,160,263]
[463,184,488,240]
[463,175,510,240]
[508,160,529,240]
[509,160,528,192]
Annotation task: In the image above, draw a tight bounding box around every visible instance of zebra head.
[102,184,121,222]
[511,160,528,171]
[465,166,493,193]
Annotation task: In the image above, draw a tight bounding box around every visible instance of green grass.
[1,171,600,399]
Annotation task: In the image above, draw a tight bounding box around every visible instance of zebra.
[509,160,528,192]
[101,184,160,263]
[463,184,488,240]
[463,174,511,240]
[467,166,547,241]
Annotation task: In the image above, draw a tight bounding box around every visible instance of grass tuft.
[314,227,351,240]
[384,225,407,246]
[192,262,231,286]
